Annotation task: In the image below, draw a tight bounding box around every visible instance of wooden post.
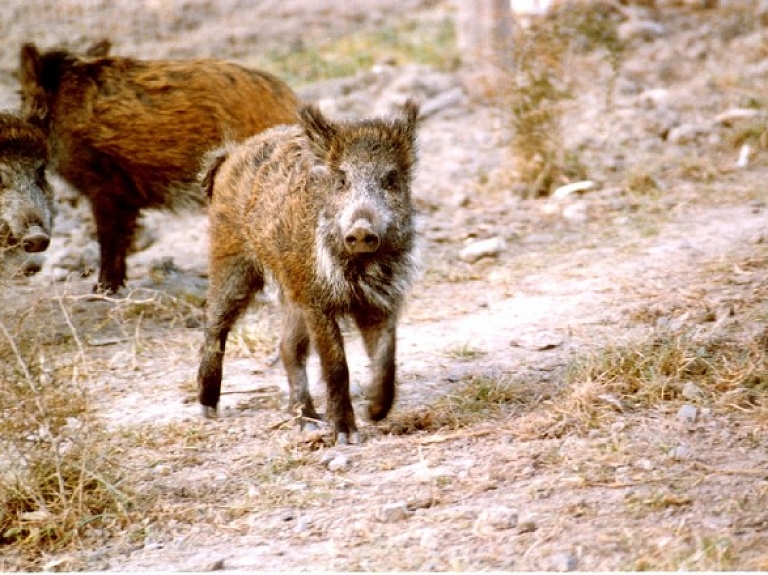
[456,0,516,99]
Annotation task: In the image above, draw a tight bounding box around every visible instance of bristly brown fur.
[18,41,300,293]
[197,101,421,445]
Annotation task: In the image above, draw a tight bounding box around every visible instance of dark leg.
[305,312,358,445]
[197,255,262,417]
[355,312,398,422]
[91,198,138,294]
[279,302,321,427]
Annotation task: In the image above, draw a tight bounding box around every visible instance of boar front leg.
[305,311,359,445]
[92,196,137,294]
[355,312,398,422]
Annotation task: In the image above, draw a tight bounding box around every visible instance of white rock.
[677,404,697,425]
[459,237,506,263]
[419,528,441,550]
[517,515,537,533]
[562,201,588,224]
[327,454,350,472]
[668,445,691,460]
[714,108,761,126]
[667,123,705,144]
[634,458,655,471]
[552,180,595,200]
[681,381,703,400]
[473,506,518,534]
[737,144,751,169]
[377,501,410,523]
[618,19,666,42]
[550,552,578,572]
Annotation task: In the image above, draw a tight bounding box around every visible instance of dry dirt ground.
[2,0,768,571]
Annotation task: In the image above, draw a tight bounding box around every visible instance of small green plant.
[445,342,485,361]
[252,16,458,86]
[445,374,524,415]
[380,373,528,435]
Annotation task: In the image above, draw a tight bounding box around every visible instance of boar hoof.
[201,405,218,419]
[336,431,361,446]
[301,418,324,432]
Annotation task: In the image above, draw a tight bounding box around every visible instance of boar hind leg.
[279,303,322,429]
[355,313,397,422]
[306,313,359,445]
[198,255,262,417]
[92,197,138,294]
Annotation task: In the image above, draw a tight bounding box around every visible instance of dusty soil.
[2,0,768,571]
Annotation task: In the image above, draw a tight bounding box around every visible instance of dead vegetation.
[0,288,132,569]
[505,2,622,197]
[2,0,768,571]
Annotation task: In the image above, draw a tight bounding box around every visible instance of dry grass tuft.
[0,315,134,568]
[380,373,536,436]
[513,325,768,439]
[505,3,622,197]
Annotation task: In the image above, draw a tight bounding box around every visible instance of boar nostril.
[344,228,380,254]
[22,229,50,253]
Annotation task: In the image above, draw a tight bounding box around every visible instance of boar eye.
[35,165,46,184]
[335,170,348,191]
[382,169,399,190]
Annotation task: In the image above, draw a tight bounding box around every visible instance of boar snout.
[340,198,391,255]
[344,219,380,254]
[21,225,50,252]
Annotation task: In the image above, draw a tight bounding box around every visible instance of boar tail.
[199,145,233,199]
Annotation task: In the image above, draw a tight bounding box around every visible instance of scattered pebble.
[377,501,410,523]
[552,180,595,200]
[668,445,691,461]
[327,454,350,472]
[667,123,705,144]
[561,201,588,224]
[418,528,441,550]
[549,552,578,572]
[677,404,698,425]
[517,515,537,534]
[445,366,467,383]
[634,458,655,471]
[473,506,518,534]
[737,144,751,169]
[618,19,666,42]
[459,236,506,263]
[320,451,350,471]
[681,381,704,400]
[714,107,762,126]
[510,332,564,351]
[152,464,172,476]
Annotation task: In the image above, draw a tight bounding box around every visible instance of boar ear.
[398,99,420,142]
[86,39,111,58]
[19,44,42,84]
[299,103,338,159]
[18,44,49,126]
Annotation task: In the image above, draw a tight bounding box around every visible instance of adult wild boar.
[197,100,420,445]
[0,113,55,262]
[18,42,299,293]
